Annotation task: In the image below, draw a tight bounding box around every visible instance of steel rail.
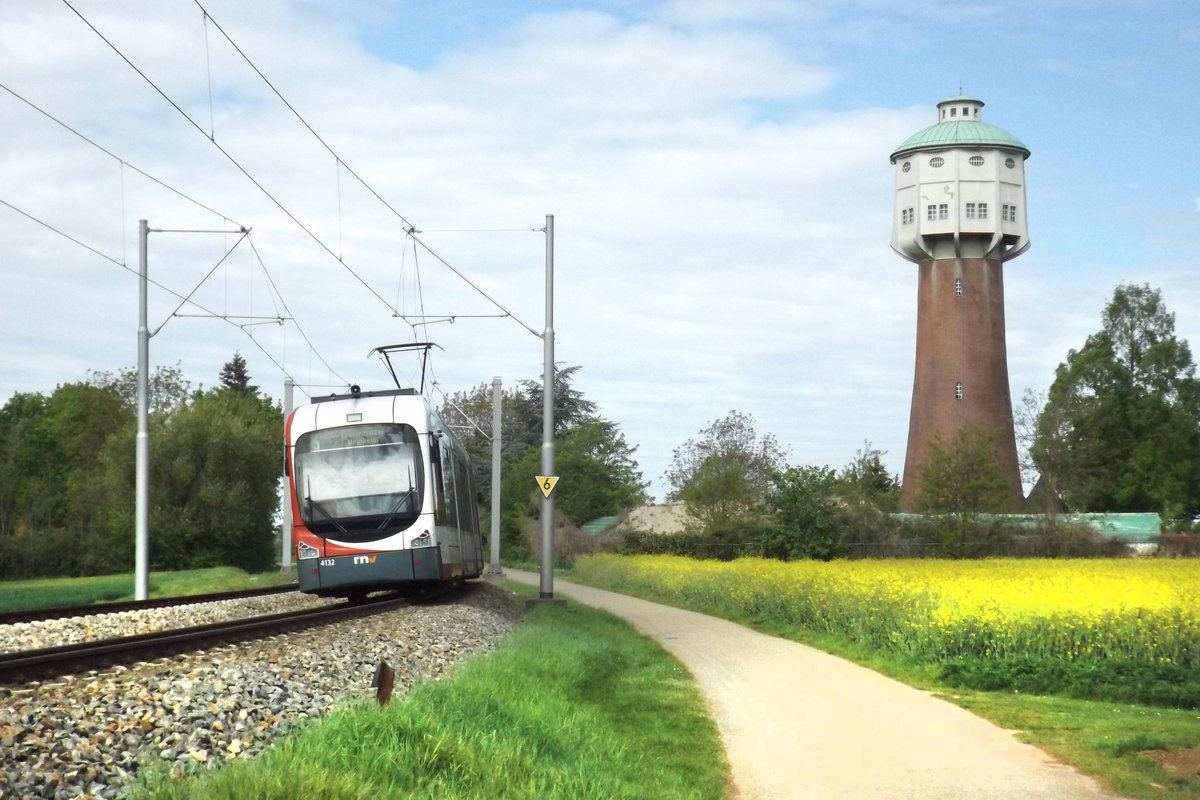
[0,584,300,626]
[0,587,455,686]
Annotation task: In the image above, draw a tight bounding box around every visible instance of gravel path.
[0,582,522,799]
[508,570,1127,800]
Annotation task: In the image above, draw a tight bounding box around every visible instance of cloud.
[4,0,1198,502]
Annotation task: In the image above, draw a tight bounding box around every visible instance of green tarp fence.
[895,512,1163,541]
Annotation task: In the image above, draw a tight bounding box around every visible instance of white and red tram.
[286,386,483,598]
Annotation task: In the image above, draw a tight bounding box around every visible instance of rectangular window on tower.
[938,203,948,220]
[927,205,937,221]
[965,203,976,219]
[955,277,963,296]
[978,202,988,220]
[955,382,964,401]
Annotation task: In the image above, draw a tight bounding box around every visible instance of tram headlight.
[297,543,319,560]
[410,532,431,549]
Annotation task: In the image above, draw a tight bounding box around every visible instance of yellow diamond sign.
[535,475,559,498]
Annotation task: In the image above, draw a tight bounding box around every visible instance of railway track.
[0,584,461,685]
[0,583,300,626]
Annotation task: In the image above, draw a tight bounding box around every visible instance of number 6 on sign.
[535,475,559,499]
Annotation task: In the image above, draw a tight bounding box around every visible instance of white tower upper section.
[890,96,1031,263]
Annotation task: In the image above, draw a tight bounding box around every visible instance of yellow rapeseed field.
[572,555,1200,667]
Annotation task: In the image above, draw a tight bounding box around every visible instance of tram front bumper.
[297,546,443,594]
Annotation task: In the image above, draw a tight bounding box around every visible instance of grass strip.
[0,567,294,613]
[145,566,295,598]
[562,562,1200,800]
[0,573,133,612]
[130,583,730,800]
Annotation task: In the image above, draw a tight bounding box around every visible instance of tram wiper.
[376,488,418,531]
[376,470,420,532]
[304,494,350,537]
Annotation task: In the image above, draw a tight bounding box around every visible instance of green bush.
[618,528,752,561]
[938,656,1200,708]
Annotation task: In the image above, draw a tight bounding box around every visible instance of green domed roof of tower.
[890,95,1030,162]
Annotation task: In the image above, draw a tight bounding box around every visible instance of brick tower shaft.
[899,257,1022,510]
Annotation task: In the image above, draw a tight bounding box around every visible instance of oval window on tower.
[1005,157,1016,169]
[969,155,984,167]
[902,161,911,173]
[929,156,945,168]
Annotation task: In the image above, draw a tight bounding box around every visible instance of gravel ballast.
[0,582,522,799]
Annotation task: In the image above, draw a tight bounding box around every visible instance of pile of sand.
[617,503,693,534]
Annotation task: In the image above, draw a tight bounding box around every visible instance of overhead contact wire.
[0,87,342,386]
[0,81,243,228]
[247,236,345,383]
[190,0,540,337]
[60,0,417,330]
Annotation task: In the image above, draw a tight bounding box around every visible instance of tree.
[1037,284,1200,518]
[219,352,258,395]
[502,420,649,538]
[0,392,59,576]
[0,384,129,578]
[828,442,903,554]
[916,425,1011,555]
[442,365,606,507]
[444,367,648,560]
[0,362,285,578]
[101,388,283,572]
[439,381,527,505]
[513,364,599,446]
[838,441,900,513]
[664,411,786,539]
[552,421,649,522]
[1016,388,1069,524]
[759,465,841,560]
[88,363,192,417]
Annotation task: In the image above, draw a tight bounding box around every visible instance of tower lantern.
[891,95,1030,511]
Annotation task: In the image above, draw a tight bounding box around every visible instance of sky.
[2,0,1198,502]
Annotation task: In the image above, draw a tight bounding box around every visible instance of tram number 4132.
[319,559,335,567]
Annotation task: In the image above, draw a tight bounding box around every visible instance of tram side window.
[431,439,448,524]
[452,452,473,531]
[439,439,459,528]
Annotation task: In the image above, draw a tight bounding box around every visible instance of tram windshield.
[294,423,425,534]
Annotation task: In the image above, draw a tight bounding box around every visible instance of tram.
[285,345,483,597]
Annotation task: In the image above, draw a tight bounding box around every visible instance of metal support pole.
[539,214,555,599]
[135,219,150,601]
[487,375,503,574]
[279,376,294,575]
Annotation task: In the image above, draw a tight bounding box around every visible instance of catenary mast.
[891,95,1029,511]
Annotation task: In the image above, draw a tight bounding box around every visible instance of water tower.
[891,95,1029,511]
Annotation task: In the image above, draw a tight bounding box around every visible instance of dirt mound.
[1143,746,1200,780]
[618,503,692,534]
